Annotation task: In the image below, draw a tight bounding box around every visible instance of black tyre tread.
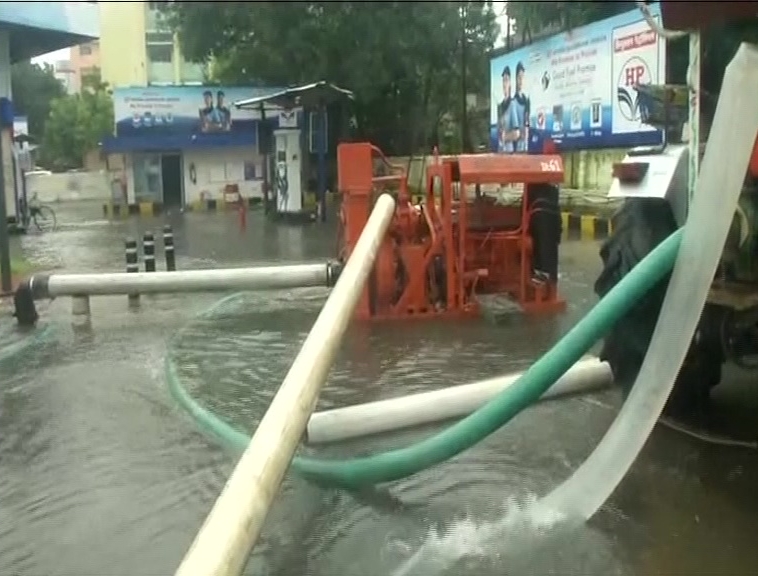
[594,198,677,390]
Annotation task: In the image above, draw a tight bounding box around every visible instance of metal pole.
[688,32,701,204]
[317,102,327,222]
[143,231,156,273]
[259,102,270,216]
[460,4,469,153]
[0,130,12,294]
[125,237,140,305]
[28,262,340,299]
[162,224,176,271]
[174,193,396,576]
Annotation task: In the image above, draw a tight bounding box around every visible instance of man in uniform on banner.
[513,61,531,153]
[497,65,522,154]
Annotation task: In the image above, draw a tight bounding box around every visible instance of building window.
[147,43,173,63]
[145,32,173,44]
[180,60,206,83]
[145,4,169,32]
[147,42,175,84]
[80,43,92,56]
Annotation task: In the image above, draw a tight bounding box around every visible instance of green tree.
[161,1,499,154]
[10,61,66,139]
[505,2,635,44]
[40,82,114,171]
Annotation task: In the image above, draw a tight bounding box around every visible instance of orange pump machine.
[337,142,566,321]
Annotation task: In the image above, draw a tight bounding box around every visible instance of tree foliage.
[10,61,66,139]
[505,2,635,44]
[160,1,499,154]
[40,79,114,171]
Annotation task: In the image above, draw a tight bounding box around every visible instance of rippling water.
[168,281,636,575]
[2,208,758,575]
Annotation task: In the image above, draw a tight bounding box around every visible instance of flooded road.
[1,202,757,575]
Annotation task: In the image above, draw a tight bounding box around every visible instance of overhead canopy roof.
[234,81,354,110]
[3,24,98,62]
[0,1,99,62]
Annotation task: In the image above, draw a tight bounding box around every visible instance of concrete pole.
[174,194,396,576]
[0,126,11,294]
[0,30,12,294]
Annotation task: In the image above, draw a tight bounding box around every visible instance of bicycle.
[21,193,57,233]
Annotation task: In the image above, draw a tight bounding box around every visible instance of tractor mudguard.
[607,143,689,227]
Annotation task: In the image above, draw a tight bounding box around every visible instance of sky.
[32,47,70,66]
[31,1,511,66]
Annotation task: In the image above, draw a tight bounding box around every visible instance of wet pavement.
[1,201,758,576]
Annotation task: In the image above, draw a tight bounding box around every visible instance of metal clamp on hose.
[326,260,344,287]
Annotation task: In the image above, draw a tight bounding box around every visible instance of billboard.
[489,4,666,152]
[13,116,28,138]
[113,86,282,137]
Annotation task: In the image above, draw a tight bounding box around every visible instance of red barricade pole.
[238,196,247,233]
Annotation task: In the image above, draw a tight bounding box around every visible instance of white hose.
[543,43,758,519]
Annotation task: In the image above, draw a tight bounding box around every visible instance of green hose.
[0,323,55,364]
[166,228,681,488]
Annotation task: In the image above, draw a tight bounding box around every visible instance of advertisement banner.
[113,86,283,137]
[13,116,29,138]
[489,4,665,152]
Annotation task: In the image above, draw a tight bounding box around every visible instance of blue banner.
[113,86,282,138]
[490,4,666,152]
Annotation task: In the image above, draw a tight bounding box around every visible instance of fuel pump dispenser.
[234,82,354,224]
[272,123,304,217]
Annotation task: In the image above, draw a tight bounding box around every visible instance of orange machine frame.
[337,142,567,321]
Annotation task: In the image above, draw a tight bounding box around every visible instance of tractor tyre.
[594,198,722,414]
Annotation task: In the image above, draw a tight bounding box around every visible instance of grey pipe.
[306,357,613,445]
[24,262,341,299]
[13,262,343,325]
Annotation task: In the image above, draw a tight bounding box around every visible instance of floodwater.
[1,201,757,576]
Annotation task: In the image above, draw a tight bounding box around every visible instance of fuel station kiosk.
[234,81,354,223]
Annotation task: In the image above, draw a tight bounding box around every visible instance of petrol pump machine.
[273,122,304,215]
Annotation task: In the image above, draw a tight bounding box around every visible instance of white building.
[54,59,77,94]
[100,83,335,216]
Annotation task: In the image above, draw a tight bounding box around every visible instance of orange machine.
[337,142,566,321]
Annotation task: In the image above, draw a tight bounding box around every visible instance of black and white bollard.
[162,224,176,271]
[143,231,156,273]
[125,237,140,305]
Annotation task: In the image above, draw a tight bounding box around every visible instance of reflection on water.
[1,208,758,575]
[173,287,758,576]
